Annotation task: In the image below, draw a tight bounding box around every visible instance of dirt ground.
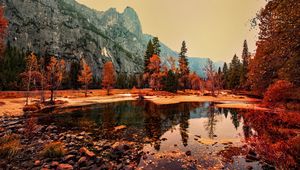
[0,89,263,116]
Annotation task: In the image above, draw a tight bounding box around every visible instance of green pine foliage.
[0,42,26,90]
[152,37,161,56]
[162,70,178,93]
[228,54,242,89]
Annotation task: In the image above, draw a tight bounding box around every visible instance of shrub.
[263,80,294,107]
[42,142,65,158]
[0,134,21,159]
[24,117,37,138]
[23,103,41,112]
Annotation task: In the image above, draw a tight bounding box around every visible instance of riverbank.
[0,89,263,116]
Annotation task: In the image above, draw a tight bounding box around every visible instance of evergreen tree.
[240,40,250,88]
[144,40,154,74]
[152,37,161,56]
[222,62,229,89]
[162,70,178,93]
[178,41,190,90]
[0,42,26,90]
[69,60,81,89]
[228,54,242,89]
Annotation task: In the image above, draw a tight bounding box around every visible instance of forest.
[0,0,299,169]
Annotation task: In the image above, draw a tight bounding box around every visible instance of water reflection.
[36,101,299,169]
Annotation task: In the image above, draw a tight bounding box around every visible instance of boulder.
[79,147,95,157]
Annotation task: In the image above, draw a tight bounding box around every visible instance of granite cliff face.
[1,0,177,78]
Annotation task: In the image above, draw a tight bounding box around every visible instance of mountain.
[188,57,224,78]
[1,0,221,78]
[0,0,176,78]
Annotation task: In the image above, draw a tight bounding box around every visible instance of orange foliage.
[0,6,8,55]
[101,61,116,95]
[78,62,92,97]
[263,80,294,107]
[47,57,66,103]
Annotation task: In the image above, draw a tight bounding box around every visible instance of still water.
[39,101,263,169]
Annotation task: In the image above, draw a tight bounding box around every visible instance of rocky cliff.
[0,0,177,79]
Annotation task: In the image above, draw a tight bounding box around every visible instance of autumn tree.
[78,61,93,97]
[47,57,66,104]
[101,61,116,95]
[147,55,162,90]
[204,59,216,96]
[21,52,41,105]
[248,0,300,95]
[0,6,8,56]
[189,72,203,92]
[178,41,190,90]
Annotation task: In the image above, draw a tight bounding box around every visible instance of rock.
[18,128,25,133]
[78,156,87,166]
[114,125,127,132]
[46,125,56,131]
[51,161,59,168]
[185,151,192,156]
[76,136,84,140]
[79,147,95,157]
[34,160,41,166]
[64,155,75,162]
[246,165,253,170]
[58,164,73,170]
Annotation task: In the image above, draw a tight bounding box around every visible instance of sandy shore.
[0,91,263,116]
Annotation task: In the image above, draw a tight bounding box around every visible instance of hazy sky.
[76,0,266,62]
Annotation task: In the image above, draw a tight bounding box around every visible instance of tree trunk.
[106,88,109,95]
[26,70,32,105]
[85,84,88,97]
[50,88,54,104]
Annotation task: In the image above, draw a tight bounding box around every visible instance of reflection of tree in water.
[204,104,218,139]
[179,103,190,147]
[143,102,201,150]
[229,109,241,129]
[223,108,229,118]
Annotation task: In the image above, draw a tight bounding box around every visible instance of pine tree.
[222,62,229,89]
[228,54,242,89]
[152,37,161,56]
[240,40,250,88]
[144,40,154,74]
[178,41,190,90]
[162,70,178,93]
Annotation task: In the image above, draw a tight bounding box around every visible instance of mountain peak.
[121,6,142,37]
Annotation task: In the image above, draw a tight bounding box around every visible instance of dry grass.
[42,142,65,158]
[0,134,22,159]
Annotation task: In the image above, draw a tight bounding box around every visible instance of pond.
[37,101,270,169]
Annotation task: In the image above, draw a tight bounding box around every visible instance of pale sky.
[76,0,266,62]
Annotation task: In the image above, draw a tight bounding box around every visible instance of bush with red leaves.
[263,80,294,107]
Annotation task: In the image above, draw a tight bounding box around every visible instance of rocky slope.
[0,0,177,79]
[1,0,221,78]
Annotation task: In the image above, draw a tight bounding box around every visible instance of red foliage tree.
[262,80,294,107]
[78,61,93,97]
[0,6,8,56]
[101,61,116,95]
